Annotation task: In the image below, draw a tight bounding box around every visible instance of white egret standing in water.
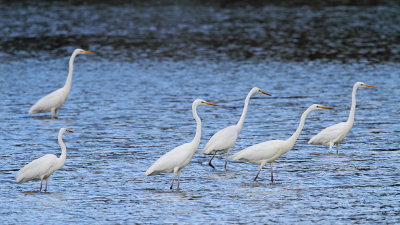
[145,99,217,189]
[308,82,376,153]
[28,49,95,118]
[16,128,73,192]
[232,104,332,183]
[202,87,271,169]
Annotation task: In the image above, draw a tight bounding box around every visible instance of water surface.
[1,1,399,224]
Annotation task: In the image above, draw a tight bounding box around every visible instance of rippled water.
[1,1,399,224]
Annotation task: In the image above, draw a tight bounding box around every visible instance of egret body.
[202,87,271,169]
[232,104,332,182]
[145,99,217,189]
[28,49,95,118]
[308,82,376,153]
[16,128,73,192]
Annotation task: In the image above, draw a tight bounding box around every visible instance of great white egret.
[28,49,95,118]
[145,99,217,189]
[16,128,74,192]
[308,82,376,154]
[202,87,271,169]
[232,104,332,183]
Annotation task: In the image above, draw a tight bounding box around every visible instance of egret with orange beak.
[308,82,377,153]
[16,128,74,192]
[202,87,271,170]
[28,49,96,118]
[233,104,332,183]
[145,99,217,189]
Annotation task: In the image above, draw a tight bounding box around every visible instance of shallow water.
[1,1,400,224]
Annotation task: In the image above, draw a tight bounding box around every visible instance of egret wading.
[28,49,95,118]
[145,99,217,189]
[16,128,73,192]
[232,104,332,183]
[308,82,376,153]
[202,87,271,170]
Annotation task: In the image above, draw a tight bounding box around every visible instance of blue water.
[1,1,400,224]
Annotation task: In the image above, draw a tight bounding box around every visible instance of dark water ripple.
[1,1,399,62]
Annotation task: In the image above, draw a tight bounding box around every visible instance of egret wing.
[16,154,59,183]
[232,140,285,164]
[145,143,194,176]
[29,88,66,113]
[202,125,238,154]
[308,122,348,145]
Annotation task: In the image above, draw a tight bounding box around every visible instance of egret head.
[355,82,376,88]
[60,128,74,134]
[74,49,96,55]
[194,99,218,107]
[251,87,271,96]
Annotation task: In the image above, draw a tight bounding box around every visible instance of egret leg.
[44,179,49,192]
[270,162,274,183]
[51,108,56,118]
[177,170,182,189]
[224,149,231,170]
[51,108,59,119]
[329,142,334,152]
[336,144,340,154]
[254,162,267,181]
[170,173,176,190]
[208,151,217,169]
[39,180,43,192]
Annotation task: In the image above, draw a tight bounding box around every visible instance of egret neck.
[347,83,359,124]
[63,51,78,95]
[191,103,202,148]
[286,106,314,151]
[56,130,67,170]
[236,90,255,132]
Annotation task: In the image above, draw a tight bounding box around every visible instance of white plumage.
[28,49,95,118]
[145,99,217,189]
[202,125,238,166]
[308,122,349,149]
[16,128,73,192]
[29,89,68,115]
[145,143,193,176]
[16,154,59,184]
[202,87,271,169]
[233,140,287,165]
[308,82,376,153]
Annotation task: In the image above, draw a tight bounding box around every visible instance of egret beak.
[66,129,74,133]
[84,51,96,54]
[259,90,272,96]
[318,106,333,110]
[204,102,218,106]
[363,84,377,88]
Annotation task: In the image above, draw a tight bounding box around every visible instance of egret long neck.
[191,104,202,149]
[63,52,77,94]
[347,85,358,123]
[57,131,67,169]
[236,91,253,131]
[287,107,313,148]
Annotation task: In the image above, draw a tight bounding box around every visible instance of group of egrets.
[16,49,376,191]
